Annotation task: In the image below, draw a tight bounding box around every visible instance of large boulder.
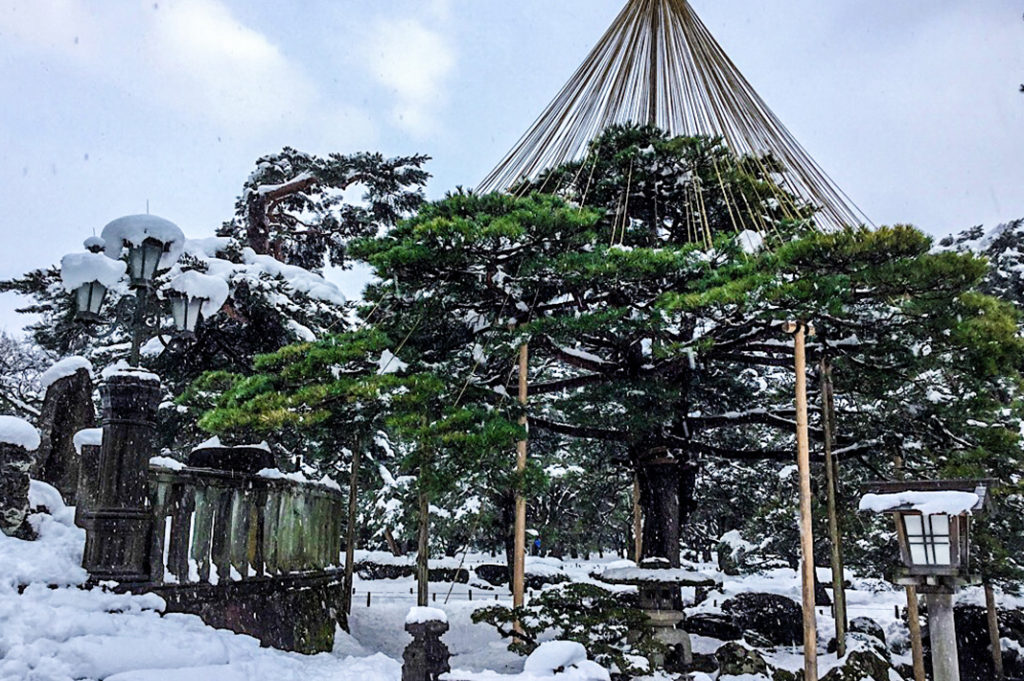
[722,593,804,647]
[686,613,742,641]
[849,617,886,645]
[941,604,1024,681]
[820,648,892,681]
[715,641,768,677]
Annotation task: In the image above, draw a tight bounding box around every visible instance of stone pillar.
[926,590,961,681]
[34,367,96,504]
[0,440,37,539]
[74,440,102,530]
[81,372,161,585]
[402,619,451,681]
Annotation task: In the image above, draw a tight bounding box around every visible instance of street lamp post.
[60,215,221,365]
[860,479,995,681]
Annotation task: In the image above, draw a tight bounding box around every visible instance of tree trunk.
[636,453,681,567]
[342,447,361,620]
[246,192,271,254]
[34,368,95,504]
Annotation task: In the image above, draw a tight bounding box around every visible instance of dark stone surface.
[715,641,769,676]
[849,616,886,645]
[149,570,347,654]
[34,368,95,504]
[819,648,891,681]
[942,604,1024,681]
[0,442,36,539]
[473,564,507,586]
[355,561,469,584]
[686,613,742,641]
[722,592,804,647]
[403,619,450,681]
[187,445,274,474]
[81,373,162,584]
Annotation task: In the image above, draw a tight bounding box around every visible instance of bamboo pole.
[786,321,818,681]
[820,357,848,656]
[985,583,1006,680]
[513,344,529,613]
[342,446,361,618]
[906,585,927,681]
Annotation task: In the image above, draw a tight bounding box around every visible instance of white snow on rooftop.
[858,490,980,515]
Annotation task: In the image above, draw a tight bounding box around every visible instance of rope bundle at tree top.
[477,0,871,243]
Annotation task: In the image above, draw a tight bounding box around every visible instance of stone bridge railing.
[77,370,348,653]
[148,465,344,585]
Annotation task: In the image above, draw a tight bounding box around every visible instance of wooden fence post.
[81,371,161,585]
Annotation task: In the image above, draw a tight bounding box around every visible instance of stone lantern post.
[860,479,995,681]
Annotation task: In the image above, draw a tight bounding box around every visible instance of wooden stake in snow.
[906,585,926,681]
[632,475,643,563]
[513,343,529,619]
[986,583,1006,680]
[821,356,848,656]
[785,321,818,681]
[342,446,362,619]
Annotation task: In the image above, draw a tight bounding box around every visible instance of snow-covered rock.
[0,415,41,451]
[406,606,447,625]
[73,428,102,454]
[39,356,93,391]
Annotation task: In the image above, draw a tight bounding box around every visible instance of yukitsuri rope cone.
[478,0,869,233]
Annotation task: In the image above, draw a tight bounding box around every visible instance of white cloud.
[0,0,319,133]
[365,16,456,136]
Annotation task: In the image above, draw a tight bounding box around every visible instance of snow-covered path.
[0,483,400,681]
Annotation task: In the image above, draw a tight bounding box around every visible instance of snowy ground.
[3,482,1019,681]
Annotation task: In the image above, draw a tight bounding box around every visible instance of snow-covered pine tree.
[219,147,430,270]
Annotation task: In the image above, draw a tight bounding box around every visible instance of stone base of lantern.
[643,608,692,669]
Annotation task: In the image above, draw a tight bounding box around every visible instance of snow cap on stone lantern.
[860,479,993,582]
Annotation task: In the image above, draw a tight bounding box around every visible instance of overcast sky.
[1,0,1021,336]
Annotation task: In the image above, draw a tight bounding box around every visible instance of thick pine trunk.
[636,453,683,567]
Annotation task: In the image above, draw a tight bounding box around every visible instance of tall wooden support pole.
[820,357,847,656]
[985,584,1006,680]
[632,476,643,563]
[786,321,818,681]
[342,446,362,619]
[906,586,927,681]
[416,482,430,607]
[513,344,529,612]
